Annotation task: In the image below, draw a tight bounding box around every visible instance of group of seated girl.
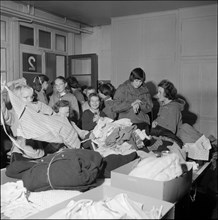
[1,67,186,162]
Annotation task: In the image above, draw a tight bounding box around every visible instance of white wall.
[81,4,217,137]
[81,26,112,81]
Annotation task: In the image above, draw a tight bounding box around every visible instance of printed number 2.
[28,56,36,71]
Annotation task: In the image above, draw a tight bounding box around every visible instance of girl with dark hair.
[152,79,185,135]
[32,74,49,104]
[48,76,80,124]
[98,83,117,119]
[112,67,153,133]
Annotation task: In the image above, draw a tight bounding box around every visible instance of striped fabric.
[6,87,81,149]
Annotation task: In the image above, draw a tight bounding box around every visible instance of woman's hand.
[152,121,158,128]
[93,113,100,122]
[131,99,141,114]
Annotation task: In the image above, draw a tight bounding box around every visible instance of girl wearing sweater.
[81,93,106,131]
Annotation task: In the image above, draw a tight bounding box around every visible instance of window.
[1,19,7,82]
[39,30,51,49]
[20,25,34,45]
[55,34,66,51]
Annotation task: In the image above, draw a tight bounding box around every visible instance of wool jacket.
[112,80,153,124]
[155,98,185,135]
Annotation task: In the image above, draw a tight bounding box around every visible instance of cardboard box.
[111,159,193,203]
[26,185,175,219]
[1,168,18,185]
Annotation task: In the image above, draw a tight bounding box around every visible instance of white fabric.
[48,193,162,219]
[129,153,183,181]
[91,118,133,148]
[92,142,136,157]
[1,180,82,219]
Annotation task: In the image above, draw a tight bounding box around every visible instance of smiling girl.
[81,93,106,131]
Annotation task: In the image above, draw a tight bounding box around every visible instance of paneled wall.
[178,5,217,137]
[82,4,217,137]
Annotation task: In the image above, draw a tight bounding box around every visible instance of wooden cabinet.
[68,53,98,90]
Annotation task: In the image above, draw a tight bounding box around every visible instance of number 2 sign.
[28,56,36,71]
[23,53,41,72]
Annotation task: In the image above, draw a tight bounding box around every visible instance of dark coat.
[22,148,104,192]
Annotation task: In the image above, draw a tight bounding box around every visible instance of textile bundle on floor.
[22,148,104,192]
[5,86,80,148]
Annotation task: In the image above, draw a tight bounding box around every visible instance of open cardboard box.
[111,159,193,203]
[26,185,175,219]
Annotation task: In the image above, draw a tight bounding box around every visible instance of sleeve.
[102,101,117,119]
[139,89,153,113]
[69,95,80,120]
[75,91,85,105]
[1,100,15,126]
[112,86,132,113]
[37,101,54,115]
[81,110,96,131]
[48,94,55,108]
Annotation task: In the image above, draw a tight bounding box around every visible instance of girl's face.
[156,86,166,102]
[42,81,49,91]
[89,96,100,110]
[21,88,34,103]
[58,106,70,118]
[131,79,143,89]
[55,79,66,94]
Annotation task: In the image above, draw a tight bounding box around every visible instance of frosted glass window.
[1,48,6,71]
[1,21,6,41]
[55,34,66,51]
[39,30,51,49]
[20,25,34,45]
[56,55,65,77]
[71,58,91,74]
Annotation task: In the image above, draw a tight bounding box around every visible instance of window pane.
[1,72,7,83]
[39,30,51,49]
[20,25,34,45]
[56,55,65,77]
[1,48,6,71]
[70,58,91,75]
[1,21,6,41]
[73,75,91,87]
[55,34,66,51]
